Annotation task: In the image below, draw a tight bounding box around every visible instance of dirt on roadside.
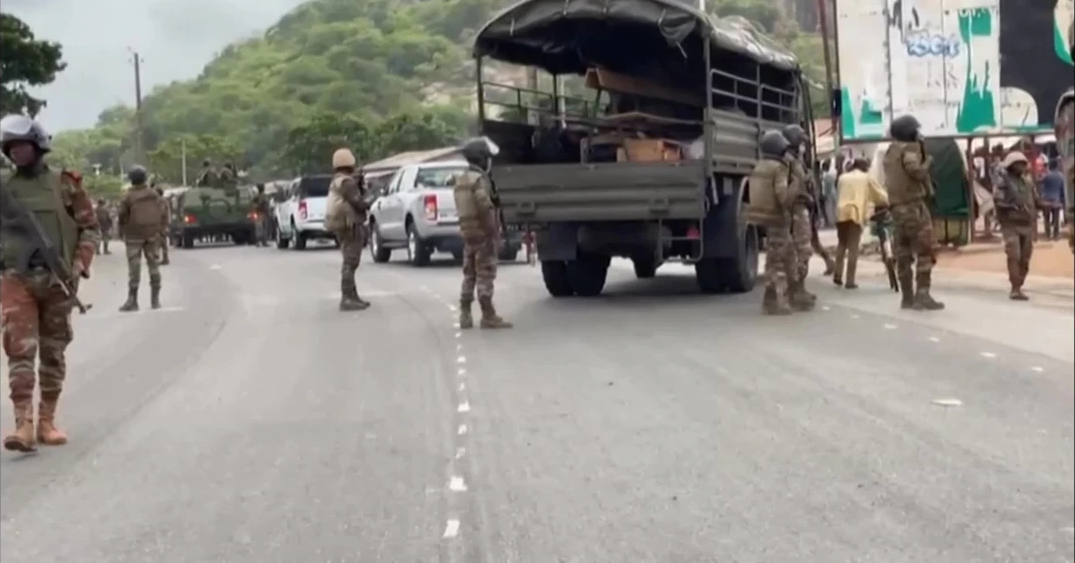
[935,241,1074,279]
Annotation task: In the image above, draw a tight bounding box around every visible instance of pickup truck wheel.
[694,259,724,293]
[275,222,290,249]
[540,260,574,297]
[717,224,759,293]
[369,223,392,263]
[406,223,431,266]
[566,253,609,297]
[293,221,307,250]
[632,256,658,279]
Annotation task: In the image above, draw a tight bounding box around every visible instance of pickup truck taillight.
[248,211,259,221]
[298,199,308,220]
[423,194,437,222]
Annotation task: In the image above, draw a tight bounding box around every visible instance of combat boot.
[150,282,162,310]
[351,288,371,309]
[119,287,139,312]
[1009,285,1029,301]
[761,287,792,316]
[898,274,915,309]
[478,298,512,329]
[787,282,815,311]
[3,400,36,452]
[911,273,944,311]
[458,299,474,329]
[36,392,67,446]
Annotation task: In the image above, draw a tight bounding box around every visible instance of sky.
[4,0,308,132]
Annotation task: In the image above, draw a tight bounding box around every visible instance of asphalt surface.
[2,241,1072,563]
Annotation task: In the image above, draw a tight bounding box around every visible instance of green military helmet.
[781,124,807,148]
[759,130,789,159]
[889,115,922,142]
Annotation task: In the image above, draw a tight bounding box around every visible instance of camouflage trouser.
[126,237,162,290]
[159,231,170,262]
[461,236,497,302]
[763,223,794,299]
[1,269,75,403]
[1000,224,1033,286]
[790,204,813,281]
[255,214,271,245]
[891,200,934,286]
[96,231,111,254]
[339,225,364,293]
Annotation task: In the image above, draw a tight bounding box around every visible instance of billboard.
[835,0,1074,141]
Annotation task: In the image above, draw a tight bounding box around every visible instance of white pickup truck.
[273,174,336,250]
[367,161,522,266]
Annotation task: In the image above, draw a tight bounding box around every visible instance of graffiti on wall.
[835,0,1075,141]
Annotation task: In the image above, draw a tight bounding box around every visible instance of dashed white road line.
[457,401,470,413]
[458,382,465,391]
[980,352,997,359]
[209,264,222,270]
[457,356,466,364]
[443,519,460,538]
[931,398,963,407]
[883,323,898,329]
[850,314,860,319]
[1030,366,1045,373]
[455,447,466,459]
[929,336,941,342]
[458,424,467,435]
[454,331,461,338]
[821,306,831,311]
[449,476,467,492]
[457,368,466,376]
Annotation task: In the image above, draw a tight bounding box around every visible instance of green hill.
[50,0,828,189]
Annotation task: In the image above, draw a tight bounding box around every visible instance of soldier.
[882,115,944,310]
[780,124,817,310]
[454,137,512,329]
[324,148,371,311]
[746,130,796,315]
[153,183,171,265]
[195,159,216,187]
[993,151,1042,300]
[95,199,113,255]
[1,114,100,452]
[117,165,168,311]
[219,161,238,189]
[252,183,272,247]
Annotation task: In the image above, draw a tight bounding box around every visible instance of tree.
[280,113,374,174]
[0,13,66,116]
[147,134,241,185]
[372,109,459,158]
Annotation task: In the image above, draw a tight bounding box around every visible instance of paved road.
[2,242,1072,562]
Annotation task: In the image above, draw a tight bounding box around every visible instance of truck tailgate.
[492,161,706,223]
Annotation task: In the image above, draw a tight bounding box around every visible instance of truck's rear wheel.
[694,224,759,294]
[566,252,609,297]
[540,260,574,297]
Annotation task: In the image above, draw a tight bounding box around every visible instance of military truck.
[171,185,258,248]
[472,0,815,297]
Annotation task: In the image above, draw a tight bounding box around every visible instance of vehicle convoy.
[472,0,815,296]
[171,185,258,248]
[274,174,337,250]
[367,161,523,266]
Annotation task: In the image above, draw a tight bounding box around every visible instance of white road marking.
[447,304,457,311]
[456,343,462,351]
[458,368,466,376]
[457,356,466,364]
[1061,526,1074,533]
[457,424,467,435]
[455,447,465,459]
[929,336,941,342]
[931,398,963,407]
[209,264,222,270]
[822,306,831,311]
[452,323,460,329]
[449,476,467,491]
[454,331,461,338]
[883,323,898,329]
[443,519,460,538]
[850,314,860,319]
[458,383,465,391]
[980,352,996,359]
[457,401,470,413]
[1030,366,1044,372]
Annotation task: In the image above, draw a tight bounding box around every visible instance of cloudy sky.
[5,0,308,131]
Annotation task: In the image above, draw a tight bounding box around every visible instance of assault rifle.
[0,183,91,314]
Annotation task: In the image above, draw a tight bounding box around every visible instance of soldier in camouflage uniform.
[882,115,944,311]
[195,159,217,188]
[219,161,238,189]
[252,184,272,247]
[117,166,168,312]
[993,151,1043,300]
[1,114,100,452]
[153,183,171,265]
[746,130,796,315]
[325,148,371,311]
[454,137,511,329]
[95,199,113,255]
[780,124,817,310]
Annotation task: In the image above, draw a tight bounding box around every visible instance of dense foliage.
[48,0,831,188]
[0,12,66,117]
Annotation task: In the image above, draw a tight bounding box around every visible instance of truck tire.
[406,222,431,266]
[540,260,574,297]
[276,227,290,249]
[717,224,759,293]
[369,222,392,263]
[181,231,194,249]
[632,256,658,279]
[566,252,609,297]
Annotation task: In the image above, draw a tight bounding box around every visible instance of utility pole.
[181,137,188,186]
[816,0,839,147]
[128,48,145,164]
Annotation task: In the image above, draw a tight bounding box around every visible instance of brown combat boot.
[1009,285,1029,301]
[761,286,792,316]
[478,298,512,329]
[458,299,474,329]
[150,282,162,310]
[36,392,67,446]
[787,282,815,311]
[3,401,36,452]
[339,282,369,311]
[911,272,945,311]
[119,287,139,312]
[898,274,915,309]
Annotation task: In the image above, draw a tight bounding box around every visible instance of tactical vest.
[453,169,490,239]
[0,168,79,271]
[882,142,930,206]
[123,186,165,239]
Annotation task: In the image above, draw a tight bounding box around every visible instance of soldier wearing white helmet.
[993,150,1044,300]
[324,148,371,311]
